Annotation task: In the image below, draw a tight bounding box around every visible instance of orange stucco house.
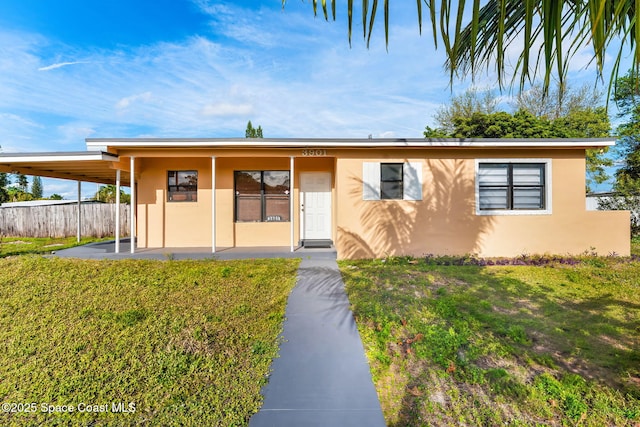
[0,137,630,258]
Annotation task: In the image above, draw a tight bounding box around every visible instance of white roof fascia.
[0,151,119,163]
[86,138,616,149]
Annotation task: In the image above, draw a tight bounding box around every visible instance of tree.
[424,89,612,191]
[515,84,603,120]
[16,174,28,192]
[245,121,264,138]
[94,185,131,204]
[31,176,43,199]
[49,193,63,200]
[6,187,33,202]
[611,70,640,193]
[432,88,498,134]
[297,1,640,95]
[0,172,9,203]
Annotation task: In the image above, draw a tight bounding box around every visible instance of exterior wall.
[137,157,212,248]
[127,146,629,257]
[134,153,334,249]
[334,149,630,258]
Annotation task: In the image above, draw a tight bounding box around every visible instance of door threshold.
[301,239,333,248]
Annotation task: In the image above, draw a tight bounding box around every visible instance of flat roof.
[0,151,128,185]
[0,137,616,185]
[86,137,616,149]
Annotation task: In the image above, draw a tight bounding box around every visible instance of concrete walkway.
[250,257,386,427]
[52,239,337,261]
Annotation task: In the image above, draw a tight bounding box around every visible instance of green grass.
[631,235,640,257]
[0,236,110,257]
[340,256,640,426]
[0,256,299,426]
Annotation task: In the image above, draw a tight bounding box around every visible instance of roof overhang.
[86,137,616,150]
[0,151,129,185]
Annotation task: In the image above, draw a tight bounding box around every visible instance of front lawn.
[0,236,110,258]
[340,256,640,426]
[0,256,299,426]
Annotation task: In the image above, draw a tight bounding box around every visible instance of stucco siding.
[334,150,630,258]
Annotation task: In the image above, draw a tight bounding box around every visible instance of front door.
[300,172,332,241]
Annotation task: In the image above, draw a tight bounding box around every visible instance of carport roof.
[0,151,128,186]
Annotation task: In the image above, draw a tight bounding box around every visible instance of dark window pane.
[381,163,403,181]
[265,195,290,221]
[234,170,291,222]
[177,171,197,188]
[236,196,262,222]
[381,181,403,199]
[264,171,290,194]
[235,171,261,194]
[168,170,198,202]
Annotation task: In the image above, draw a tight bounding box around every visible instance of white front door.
[300,172,332,240]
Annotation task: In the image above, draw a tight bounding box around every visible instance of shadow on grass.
[342,261,640,425]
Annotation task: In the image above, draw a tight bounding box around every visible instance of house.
[0,138,630,258]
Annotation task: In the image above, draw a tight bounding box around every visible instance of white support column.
[290,156,295,252]
[130,157,136,254]
[76,181,81,243]
[115,169,121,254]
[211,156,216,254]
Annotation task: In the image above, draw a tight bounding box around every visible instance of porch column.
[211,156,216,254]
[76,181,81,243]
[115,169,121,254]
[130,157,135,254]
[290,156,295,252]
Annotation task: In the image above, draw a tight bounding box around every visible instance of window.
[235,171,290,222]
[380,163,404,199]
[168,170,198,202]
[477,162,547,212]
[363,161,422,201]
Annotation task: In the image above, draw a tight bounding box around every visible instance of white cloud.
[116,92,154,110]
[38,61,90,71]
[0,0,615,157]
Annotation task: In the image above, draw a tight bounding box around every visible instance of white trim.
[363,162,381,200]
[475,158,553,216]
[290,156,295,252]
[0,152,118,163]
[300,172,333,241]
[86,138,615,149]
[211,156,216,254]
[130,157,135,254]
[403,161,423,201]
[115,169,121,254]
[76,181,81,243]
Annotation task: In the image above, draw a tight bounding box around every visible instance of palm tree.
[292,0,638,94]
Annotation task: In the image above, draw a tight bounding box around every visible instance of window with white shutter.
[362,161,423,201]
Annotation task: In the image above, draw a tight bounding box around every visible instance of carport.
[0,151,135,253]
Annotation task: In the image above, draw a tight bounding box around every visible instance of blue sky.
[0,0,626,198]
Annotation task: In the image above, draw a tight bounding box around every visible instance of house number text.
[302,149,327,156]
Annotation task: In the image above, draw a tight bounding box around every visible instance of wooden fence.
[0,203,130,238]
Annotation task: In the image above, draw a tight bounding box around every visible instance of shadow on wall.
[338,159,495,258]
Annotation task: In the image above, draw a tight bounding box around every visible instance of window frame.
[167,170,198,202]
[234,170,290,223]
[380,163,404,200]
[475,159,552,216]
